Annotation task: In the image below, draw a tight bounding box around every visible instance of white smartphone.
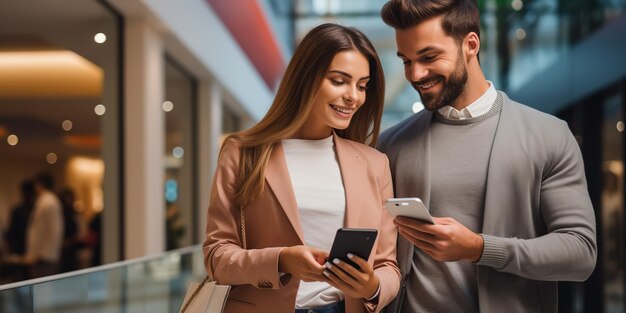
[385,197,435,224]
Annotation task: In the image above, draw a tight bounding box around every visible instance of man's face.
[395,16,468,111]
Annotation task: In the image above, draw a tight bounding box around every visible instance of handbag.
[179,207,246,313]
[179,277,230,313]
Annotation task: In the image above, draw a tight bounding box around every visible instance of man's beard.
[414,57,468,111]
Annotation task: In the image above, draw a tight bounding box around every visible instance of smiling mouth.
[415,77,443,90]
[330,104,355,115]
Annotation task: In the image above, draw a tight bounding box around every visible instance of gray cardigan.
[378,92,597,313]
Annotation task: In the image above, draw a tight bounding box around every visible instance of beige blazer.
[203,135,400,313]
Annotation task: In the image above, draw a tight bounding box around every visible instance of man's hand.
[394,216,484,262]
[278,245,328,282]
[322,254,380,300]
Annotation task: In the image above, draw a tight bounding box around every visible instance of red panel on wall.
[207,0,285,90]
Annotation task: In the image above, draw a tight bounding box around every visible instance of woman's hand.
[278,245,328,282]
[323,254,380,299]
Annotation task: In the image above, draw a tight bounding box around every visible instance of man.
[5,180,36,256]
[24,172,64,278]
[2,180,36,282]
[376,1,597,312]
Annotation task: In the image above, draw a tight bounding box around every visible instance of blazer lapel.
[265,142,305,244]
[334,135,367,228]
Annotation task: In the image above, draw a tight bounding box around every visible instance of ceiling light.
[516,28,527,40]
[0,50,103,99]
[7,134,19,146]
[95,104,106,116]
[162,101,174,112]
[62,120,73,131]
[94,33,107,44]
[46,153,58,164]
[512,0,523,11]
[173,146,185,159]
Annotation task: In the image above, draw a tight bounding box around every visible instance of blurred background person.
[1,180,36,282]
[4,180,36,256]
[58,188,82,273]
[86,211,102,267]
[24,172,64,278]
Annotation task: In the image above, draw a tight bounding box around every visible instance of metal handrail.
[0,244,202,291]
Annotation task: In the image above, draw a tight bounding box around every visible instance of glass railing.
[0,245,205,313]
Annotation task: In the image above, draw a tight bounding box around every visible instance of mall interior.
[0,0,625,312]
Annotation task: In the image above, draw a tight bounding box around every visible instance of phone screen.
[328,228,378,269]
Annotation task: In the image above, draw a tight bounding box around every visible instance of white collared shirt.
[437,81,497,120]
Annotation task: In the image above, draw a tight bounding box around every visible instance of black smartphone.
[328,228,378,269]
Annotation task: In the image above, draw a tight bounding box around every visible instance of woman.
[203,23,400,313]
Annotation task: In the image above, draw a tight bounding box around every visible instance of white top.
[26,190,64,262]
[437,81,497,120]
[282,135,346,308]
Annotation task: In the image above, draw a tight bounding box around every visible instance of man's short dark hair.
[20,180,35,199]
[34,172,54,190]
[381,0,481,44]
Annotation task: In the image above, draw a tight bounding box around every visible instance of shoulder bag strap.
[239,205,246,249]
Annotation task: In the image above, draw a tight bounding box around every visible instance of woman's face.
[296,50,370,139]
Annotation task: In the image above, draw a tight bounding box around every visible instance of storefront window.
[164,59,197,250]
[0,0,121,282]
[603,90,625,312]
[222,105,241,135]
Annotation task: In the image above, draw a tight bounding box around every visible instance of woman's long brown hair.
[224,23,385,208]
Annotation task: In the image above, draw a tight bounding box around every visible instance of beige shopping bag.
[179,277,231,313]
